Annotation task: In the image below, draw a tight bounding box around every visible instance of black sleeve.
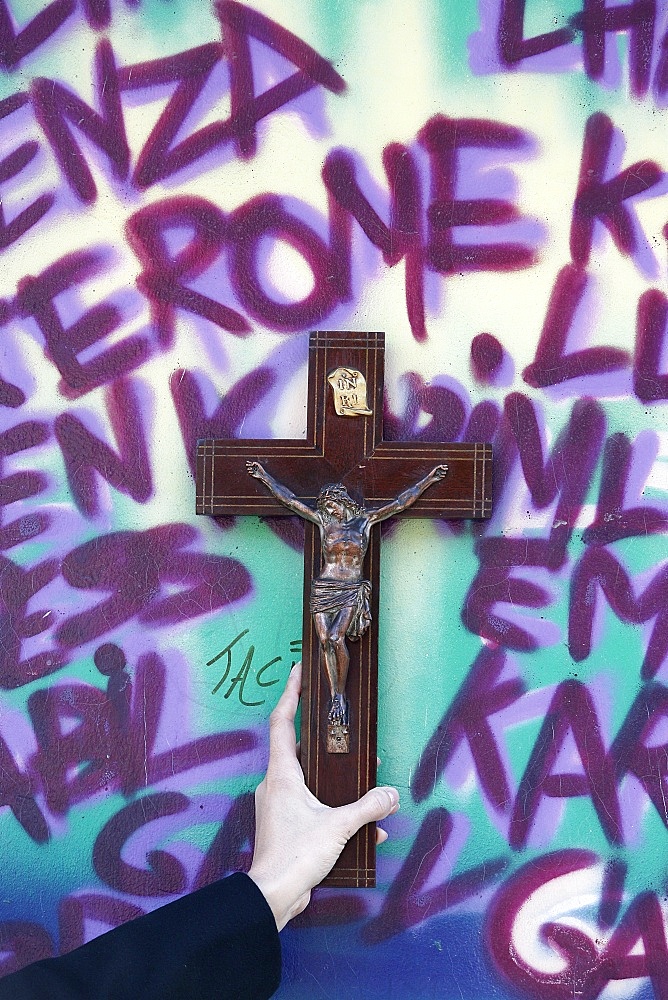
[0,873,281,1000]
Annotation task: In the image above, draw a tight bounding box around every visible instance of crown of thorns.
[316,484,364,517]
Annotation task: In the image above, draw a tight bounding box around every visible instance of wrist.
[247,865,290,931]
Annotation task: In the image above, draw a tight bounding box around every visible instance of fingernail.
[386,788,399,811]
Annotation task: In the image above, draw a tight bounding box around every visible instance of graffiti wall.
[0,0,667,995]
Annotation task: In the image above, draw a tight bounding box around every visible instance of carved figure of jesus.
[246,462,448,729]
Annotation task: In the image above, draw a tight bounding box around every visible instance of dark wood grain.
[196,331,492,887]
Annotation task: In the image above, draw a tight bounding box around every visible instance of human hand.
[248,663,399,930]
[246,460,266,480]
[431,464,448,480]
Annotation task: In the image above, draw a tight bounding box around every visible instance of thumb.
[334,786,399,839]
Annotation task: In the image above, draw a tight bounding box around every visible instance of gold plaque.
[327,367,373,417]
[327,722,350,753]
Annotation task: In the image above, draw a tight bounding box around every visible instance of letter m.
[503,392,606,567]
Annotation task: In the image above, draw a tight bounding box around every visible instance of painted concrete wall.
[0,0,667,996]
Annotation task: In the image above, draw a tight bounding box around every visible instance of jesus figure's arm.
[366,465,449,525]
[246,461,319,524]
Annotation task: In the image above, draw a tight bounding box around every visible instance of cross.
[196,331,491,887]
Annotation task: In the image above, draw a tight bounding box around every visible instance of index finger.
[268,661,302,756]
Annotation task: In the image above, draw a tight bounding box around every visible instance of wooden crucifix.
[196,331,491,888]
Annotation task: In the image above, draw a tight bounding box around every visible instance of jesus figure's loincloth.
[309,579,372,639]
